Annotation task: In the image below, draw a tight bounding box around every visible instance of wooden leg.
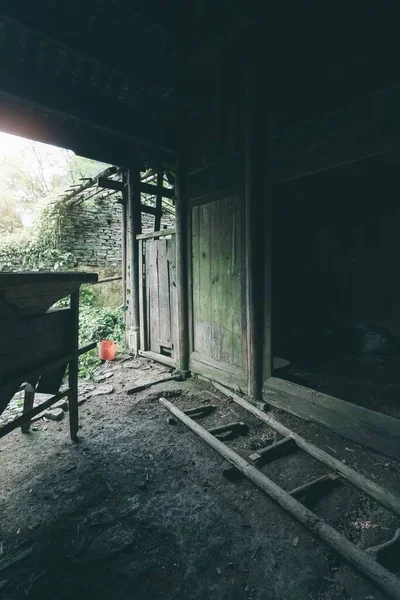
[69,291,79,441]
[21,383,35,434]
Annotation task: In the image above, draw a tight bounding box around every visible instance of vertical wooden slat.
[121,170,127,310]
[154,170,163,231]
[245,47,265,400]
[126,166,141,354]
[69,290,79,441]
[138,238,147,351]
[175,144,189,371]
[167,237,177,358]
[158,239,171,347]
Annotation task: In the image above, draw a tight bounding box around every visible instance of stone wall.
[0,195,176,271]
[60,197,175,267]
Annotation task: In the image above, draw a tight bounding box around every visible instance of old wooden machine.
[0,272,98,440]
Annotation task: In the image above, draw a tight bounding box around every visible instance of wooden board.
[142,236,177,362]
[263,377,400,459]
[0,307,73,415]
[190,195,247,389]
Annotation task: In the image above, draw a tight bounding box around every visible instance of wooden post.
[262,113,273,382]
[245,45,266,400]
[154,170,163,231]
[21,381,36,434]
[121,169,127,310]
[69,290,79,441]
[125,166,142,354]
[175,59,189,373]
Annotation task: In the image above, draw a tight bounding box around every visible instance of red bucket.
[99,339,116,361]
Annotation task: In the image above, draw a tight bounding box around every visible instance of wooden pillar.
[69,290,79,441]
[154,170,163,231]
[125,166,142,354]
[121,169,127,309]
[245,43,268,400]
[175,56,189,373]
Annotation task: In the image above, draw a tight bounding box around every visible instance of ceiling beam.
[272,85,400,183]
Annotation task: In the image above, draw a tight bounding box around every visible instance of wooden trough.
[0,271,98,440]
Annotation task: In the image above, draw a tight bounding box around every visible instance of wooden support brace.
[159,397,400,600]
[21,382,36,434]
[126,374,183,395]
[184,404,217,417]
[0,390,69,439]
[208,421,249,436]
[367,529,400,572]
[289,473,341,505]
[249,436,297,464]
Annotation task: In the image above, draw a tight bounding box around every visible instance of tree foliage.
[0,133,107,233]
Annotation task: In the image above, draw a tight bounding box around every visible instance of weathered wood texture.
[141,236,177,362]
[264,378,400,460]
[125,166,141,353]
[0,272,97,317]
[190,195,247,389]
[0,306,73,415]
[160,397,400,600]
[215,383,400,517]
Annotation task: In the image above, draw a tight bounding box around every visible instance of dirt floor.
[1,356,399,600]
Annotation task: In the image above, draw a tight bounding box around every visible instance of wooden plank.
[97,176,124,191]
[231,194,244,368]
[0,272,97,289]
[0,389,70,439]
[175,144,189,371]
[159,397,400,600]
[125,166,141,353]
[209,200,220,361]
[136,228,176,241]
[140,181,175,199]
[68,291,79,441]
[157,239,171,348]
[215,383,400,517]
[249,437,298,464]
[244,62,264,400]
[218,196,234,364]
[154,171,163,231]
[167,236,177,360]
[146,241,159,353]
[138,349,177,368]
[264,378,400,460]
[200,202,213,357]
[189,351,247,392]
[138,239,147,351]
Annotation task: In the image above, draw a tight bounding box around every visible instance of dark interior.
[272,153,400,416]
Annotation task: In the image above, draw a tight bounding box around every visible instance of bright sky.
[0,131,72,172]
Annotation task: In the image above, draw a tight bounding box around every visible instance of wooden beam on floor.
[214,383,400,518]
[159,397,400,600]
[264,377,400,460]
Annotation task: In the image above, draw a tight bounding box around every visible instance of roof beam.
[272,85,400,183]
[0,94,167,167]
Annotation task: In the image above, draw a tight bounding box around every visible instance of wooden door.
[139,234,177,365]
[189,194,248,389]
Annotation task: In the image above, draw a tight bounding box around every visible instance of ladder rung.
[289,473,341,500]
[249,436,297,464]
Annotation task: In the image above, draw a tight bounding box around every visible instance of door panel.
[190,195,247,389]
